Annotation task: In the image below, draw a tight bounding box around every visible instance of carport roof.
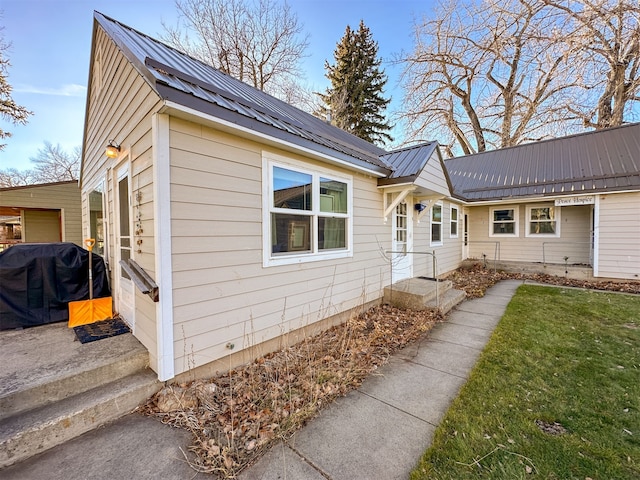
[445,123,640,201]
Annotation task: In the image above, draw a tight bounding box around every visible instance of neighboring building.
[81,12,639,382]
[0,180,82,250]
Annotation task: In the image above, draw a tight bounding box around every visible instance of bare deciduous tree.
[399,0,640,155]
[0,168,31,188]
[544,0,640,129]
[0,142,80,187]
[400,0,581,155]
[163,0,310,100]
[0,25,32,151]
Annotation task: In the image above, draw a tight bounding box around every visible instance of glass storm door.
[392,201,413,282]
[115,164,135,328]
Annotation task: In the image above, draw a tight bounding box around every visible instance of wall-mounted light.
[105,140,121,158]
[414,203,426,212]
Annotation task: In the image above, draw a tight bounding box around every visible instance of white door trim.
[391,199,413,283]
[115,160,135,330]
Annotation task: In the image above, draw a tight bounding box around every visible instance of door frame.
[463,209,469,260]
[391,198,413,283]
[114,159,135,330]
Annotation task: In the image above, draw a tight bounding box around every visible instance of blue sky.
[0,0,433,171]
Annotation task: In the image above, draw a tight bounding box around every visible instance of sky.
[0,0,434,171]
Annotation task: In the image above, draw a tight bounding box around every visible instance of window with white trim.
[264,158,352,266]
[490,207,519,237]
[87,181,107,257]
[526,205,560,237]
[430,202,443,246]
[450,205,459,238]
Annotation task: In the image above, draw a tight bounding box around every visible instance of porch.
[0,321,161,468]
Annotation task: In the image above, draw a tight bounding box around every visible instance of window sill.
[264,249,353,267]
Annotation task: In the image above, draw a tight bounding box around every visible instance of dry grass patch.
[141,304,440,477]
[449,262,640,298]
[140,265,639,477]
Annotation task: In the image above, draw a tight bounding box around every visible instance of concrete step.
[0,369,161,468]
[383,278,453,310]
[425,288,467,315]
[0,346,150,421]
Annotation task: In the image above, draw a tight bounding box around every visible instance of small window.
[490,207,519,237]
[430,203,442,246]
[526,205,560,237]
[264,156,352,266]
[450,205,459,238]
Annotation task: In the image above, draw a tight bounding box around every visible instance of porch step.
[0,369,160,468]
[383,277,466,315]
[0,322,162,468]
[425,288,467,314]
[0,341,150,421]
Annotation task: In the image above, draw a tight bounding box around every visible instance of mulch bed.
[140,265,639,477]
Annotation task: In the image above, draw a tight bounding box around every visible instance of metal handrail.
[466,241,500,271]
[386,250,439,308]
[542,241,593,266]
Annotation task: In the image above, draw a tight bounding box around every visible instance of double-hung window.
[264,157,352,266]
[450,205,459,238]
[430,203,443,246]
[490,207,519,237]
[526,205,560,237]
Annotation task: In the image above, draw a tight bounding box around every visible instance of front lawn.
[411,285,640,479]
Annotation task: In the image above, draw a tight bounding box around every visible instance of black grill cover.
[0,243,110,330]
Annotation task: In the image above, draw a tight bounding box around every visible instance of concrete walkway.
[1,280,523,480]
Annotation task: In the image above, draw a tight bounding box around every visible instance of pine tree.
[320,20,393,145]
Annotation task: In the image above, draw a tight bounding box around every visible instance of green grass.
[411,285,640,480]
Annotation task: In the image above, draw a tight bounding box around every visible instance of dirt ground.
[141,265,639,477]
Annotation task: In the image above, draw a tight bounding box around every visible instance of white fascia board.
[462,189,640,206]
[152,113,175,381]
[161,101,387,178]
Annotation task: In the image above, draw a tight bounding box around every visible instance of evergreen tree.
[320,21,393,145]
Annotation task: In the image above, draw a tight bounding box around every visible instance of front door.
[115,164,135,329]
[392,201,413,282]
[463,212,469,259]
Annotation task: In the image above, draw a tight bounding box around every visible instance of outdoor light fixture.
[414,203,426,212]
[105,141,121,158]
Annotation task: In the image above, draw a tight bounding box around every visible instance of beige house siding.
[168,117,391,376]
[0,181,82,245]
[415,152,451,197]
[81,27,163,371]
[466,202,592,265]
[413,200,463,278]
[597,192,640,279]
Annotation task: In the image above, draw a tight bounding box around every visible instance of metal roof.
[445,123,640,201]
[94,12,391,176]
[379,142,439,180]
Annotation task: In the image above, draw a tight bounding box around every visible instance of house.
[445,125,640,280]
[0,180,82,251]
[81,12,639,382]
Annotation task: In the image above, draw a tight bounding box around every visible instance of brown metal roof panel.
[94,12,392,174]
[381,143,438,179]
